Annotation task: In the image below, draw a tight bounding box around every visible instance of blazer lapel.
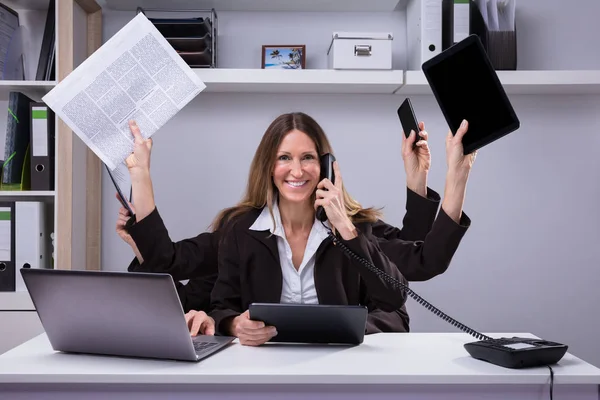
[245,229,282,301]
[314,237,338,304]
[246,230,279,261]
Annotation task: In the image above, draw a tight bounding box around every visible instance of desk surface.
[0,332,599,385]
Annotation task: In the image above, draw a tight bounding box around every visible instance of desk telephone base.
[464,337,568,369]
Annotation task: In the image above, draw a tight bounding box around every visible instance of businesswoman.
[116,117,442,335]
[208,112,474,346]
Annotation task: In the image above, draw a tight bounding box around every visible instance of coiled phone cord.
[324,227,491,341]
[324,226,555,400]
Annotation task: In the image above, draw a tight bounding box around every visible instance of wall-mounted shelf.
[0,191,56,203]
[398,70,600,95]
[0,81,56,101]
[0,191,55,197]
[195,68,405,94]
[192,69,600,95]
[0,292,35,311]
[103,0,405,12]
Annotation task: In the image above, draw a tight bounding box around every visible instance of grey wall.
[100,2,600,367]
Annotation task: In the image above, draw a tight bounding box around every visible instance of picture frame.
[261,45,306,69]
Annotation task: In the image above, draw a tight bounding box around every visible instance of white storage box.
[327,32,393,70]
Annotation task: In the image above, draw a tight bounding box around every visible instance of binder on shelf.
[2,91,34,191]
[441,0,454,50]
[0,202,15,292]
[470,0,517,70]
[36,0,56,81]
[407,0,443,70]
[453,0,470,44]
[15,202,48,292]
[30,103,55,191]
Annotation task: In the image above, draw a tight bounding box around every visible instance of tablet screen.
[423,35,519,153]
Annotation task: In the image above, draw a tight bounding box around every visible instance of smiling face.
[272,129,320,205]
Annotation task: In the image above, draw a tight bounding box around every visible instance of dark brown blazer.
[126,208,220,312]
[125,188,463,318]
[209,194,470,336]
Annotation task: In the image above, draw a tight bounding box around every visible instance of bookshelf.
[0,81,56,100]
[0,0,103,355]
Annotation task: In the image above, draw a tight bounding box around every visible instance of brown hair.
[211,112,381,232]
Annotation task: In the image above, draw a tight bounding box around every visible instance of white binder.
[15,202,47,292]
[407,0,443,70]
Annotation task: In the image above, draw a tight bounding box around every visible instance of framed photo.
[261,45,306,69]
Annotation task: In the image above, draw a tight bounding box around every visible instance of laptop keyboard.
[193,341,219,354]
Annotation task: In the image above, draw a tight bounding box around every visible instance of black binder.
[36,0,55,80]
[2,92,33,189]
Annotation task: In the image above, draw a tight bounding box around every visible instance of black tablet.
[422,34,520,154]
[248,303,367,345]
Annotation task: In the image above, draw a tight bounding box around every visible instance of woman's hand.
[185,310,215,336]
[115,195,144,262]
[315,161,357,240]
[446,119,477,177]
[402,121,431,197]
[441,119,477,223]
[125,120,152,173]
[115,194,136,246]
[229,310,277,346]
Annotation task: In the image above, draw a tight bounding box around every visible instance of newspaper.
[42,12,206,170]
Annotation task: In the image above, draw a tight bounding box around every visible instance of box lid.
[332,32,393,40]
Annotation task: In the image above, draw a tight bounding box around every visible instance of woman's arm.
[317,126,474,310]
[440,119,476,223]
[119,120,218,281]
[126,208,220,281]
[378,187,440,243]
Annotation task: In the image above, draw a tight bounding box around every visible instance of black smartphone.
[397,98,420,139]
[316,153,336,222]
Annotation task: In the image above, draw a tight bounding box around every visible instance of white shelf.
[398,70,600,95]
[103,0,404,12]
[0,292,35,311]
[195,68,405,94]
[0,81,56,101]
[0,191,55,197]
[0,191,55,202]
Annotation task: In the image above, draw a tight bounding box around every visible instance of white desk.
[0,332,598,400]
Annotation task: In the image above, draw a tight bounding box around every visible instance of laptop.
[249,303,368,345]
[20,269,235,362]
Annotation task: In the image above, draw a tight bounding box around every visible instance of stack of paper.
[42,12,206,172]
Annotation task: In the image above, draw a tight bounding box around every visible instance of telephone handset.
[320,202,568,371]
[316,153,336,222]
